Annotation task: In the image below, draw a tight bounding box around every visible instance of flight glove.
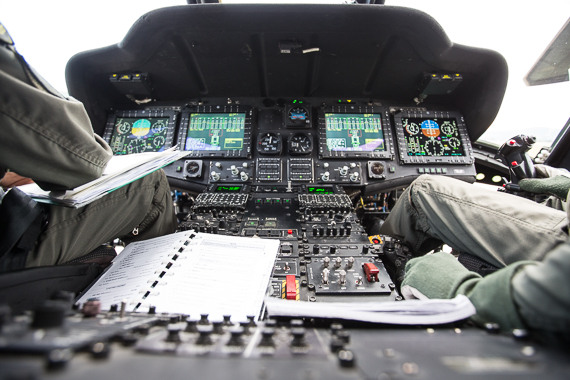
[519,175,570,199]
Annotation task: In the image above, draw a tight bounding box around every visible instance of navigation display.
[109,116,171,155]
[324,113,385,152]
[183,113,246,151]
[401,117,465,157]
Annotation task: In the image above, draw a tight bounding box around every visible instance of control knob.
[210,171,220,182]
[349,172,360,182]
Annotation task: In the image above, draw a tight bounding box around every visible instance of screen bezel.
[102,109,178,155]
[323,113,386,153]
[318,106,394,159]
[393,109,474,165]
[183,112,246,152]
[177,106,252,158]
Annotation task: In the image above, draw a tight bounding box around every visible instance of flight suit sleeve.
[402,247,570,335]
[401,251,531,331]
[511,238,570,333]
[0,68,112,190]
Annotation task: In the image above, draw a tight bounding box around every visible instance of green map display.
[185,113,245,151]
[325,113,385,152]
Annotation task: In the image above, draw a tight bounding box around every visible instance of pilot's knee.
[411,174,440,191]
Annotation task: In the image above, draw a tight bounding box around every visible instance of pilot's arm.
[0,69,112,191]
[402,238,570,335]
[0,24,112,191]
[0,24,176,269]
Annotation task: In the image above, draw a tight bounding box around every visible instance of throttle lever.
[496,134,537,184]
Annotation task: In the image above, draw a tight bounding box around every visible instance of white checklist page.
[147,233,280,322]
[77,231,195,311]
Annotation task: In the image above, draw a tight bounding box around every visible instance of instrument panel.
[102,99,476,193]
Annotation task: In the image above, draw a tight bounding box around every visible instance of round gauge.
[288,107,309,122]
[151,120,167,134]
[440,121,456,136]
[257,132,282,155]
[116,119,131,134]
[448,137,461,149]
[404,121,420,135]
[288,133,313,155]
[127,139,147,154]
[153,136,166,149]
[185,160,202,177]
[370,162,385,176]
[424,139,445,156]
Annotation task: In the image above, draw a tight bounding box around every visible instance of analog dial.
[288,107,309,122]
[257,132,282,155]
[288,133,313,154]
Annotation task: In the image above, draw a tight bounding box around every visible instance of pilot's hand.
[400,251,479,300]
[533,163,570,179]
[0,172,34,188]
[518,175,570,200]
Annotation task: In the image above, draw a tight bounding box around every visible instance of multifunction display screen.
[324,113,386,152]
[401,117,465,156]
[184,113,246,152]
[110,117,170,154]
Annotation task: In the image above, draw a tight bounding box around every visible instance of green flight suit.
[0,24,176,268]
[380,174,570,336]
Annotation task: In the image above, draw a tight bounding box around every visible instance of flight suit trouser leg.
[25,170,176,267]
[380,175,568,267]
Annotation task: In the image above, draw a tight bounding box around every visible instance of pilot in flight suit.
[380,172,570,337]
[0,23,176,270]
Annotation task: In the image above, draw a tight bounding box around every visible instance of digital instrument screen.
[184,113,245,151]
[214,185,242,192]
[324,113,385,152]
[109,117,171,155]
[401,117,465,156]
[307,186,334,194]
